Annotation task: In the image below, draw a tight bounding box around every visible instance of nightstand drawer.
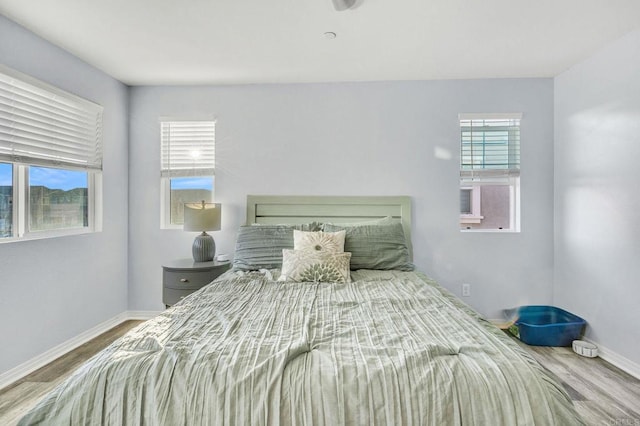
[163,270,214,290]
[163,287,195,306]
[162,259,231,307]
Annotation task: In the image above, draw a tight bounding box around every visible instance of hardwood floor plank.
[574,401,616,426]
[538,351,640,418]
[23,320,143,384]
[511,336,640,425]
[0,382,56,426]
[0,320,144,426]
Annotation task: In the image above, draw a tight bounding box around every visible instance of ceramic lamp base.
[192,232,216,262]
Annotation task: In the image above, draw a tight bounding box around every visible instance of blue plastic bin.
[509,305,586,346]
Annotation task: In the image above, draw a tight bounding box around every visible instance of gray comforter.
[19,270,583,425]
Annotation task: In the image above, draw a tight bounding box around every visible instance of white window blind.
[0,66,103,170]
[460,113,521,182]
[160,121,215,178]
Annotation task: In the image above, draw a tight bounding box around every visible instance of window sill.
[460,215,484,224]
[460,228,520,233]
[0,227,98,244]
[161,224,185,230]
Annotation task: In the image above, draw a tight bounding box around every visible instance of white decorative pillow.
[293,230,346,253]
[279,249,351,283]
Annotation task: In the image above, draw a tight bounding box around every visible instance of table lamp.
[183,201,221,262]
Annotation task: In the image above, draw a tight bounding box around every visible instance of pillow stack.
[279,230,351,283]
[232,216,414,276]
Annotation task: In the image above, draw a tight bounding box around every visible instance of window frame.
[460,186,483,224]
[160,176,215,230]
[159,119,216,230]
[0,65,103,243]
[0,164,102,242]
[160,177,174,230]
[459,113,521,233]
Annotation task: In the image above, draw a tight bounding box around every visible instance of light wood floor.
[510,336,640,425]
[0,321,638,425]
[0,320,143,425]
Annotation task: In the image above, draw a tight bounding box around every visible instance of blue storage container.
[508,305,586,346]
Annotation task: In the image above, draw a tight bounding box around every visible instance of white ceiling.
[1,0,640,86]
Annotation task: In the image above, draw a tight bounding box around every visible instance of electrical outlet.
[462,283,471,297]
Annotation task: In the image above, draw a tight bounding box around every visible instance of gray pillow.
[233,223,319,270]
[322,222,414,271]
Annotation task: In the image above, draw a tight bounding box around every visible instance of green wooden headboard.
[246,195,412,259]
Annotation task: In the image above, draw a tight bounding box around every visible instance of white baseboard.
[584,339,640,380]
[126,310,163,320]
[0,310,162,390]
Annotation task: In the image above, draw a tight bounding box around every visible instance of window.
[0,163,13,237]
[0,65,103,241]
[460,186,483,224]
[29,166,88,231]
[160,120,215,228]
[459,113,521,232]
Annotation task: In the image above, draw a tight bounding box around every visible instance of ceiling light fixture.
[332,0,357,11]
[323,32,337,39]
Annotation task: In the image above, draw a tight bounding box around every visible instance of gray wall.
[129,79,555,319]
[0,16,129,374]
[554,29,640,365]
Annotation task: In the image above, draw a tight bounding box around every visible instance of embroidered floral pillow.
[293,230,346,253]
[279,249,351,283]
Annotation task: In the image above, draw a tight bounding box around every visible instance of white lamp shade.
[184,202,221,232]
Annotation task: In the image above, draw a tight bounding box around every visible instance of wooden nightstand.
[162,259,231,307]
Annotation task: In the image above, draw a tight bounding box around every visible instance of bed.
[19,196,584,425]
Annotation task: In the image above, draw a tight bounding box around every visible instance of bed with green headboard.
[18,195,584,425]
